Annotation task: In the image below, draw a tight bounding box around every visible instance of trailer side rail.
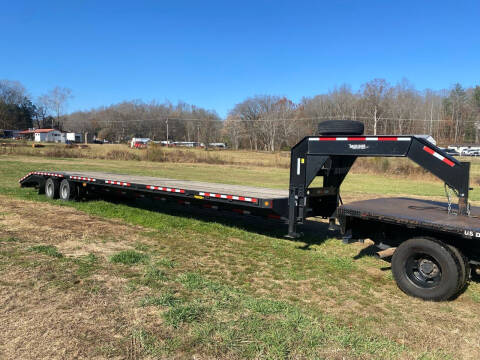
[19,171,289,219]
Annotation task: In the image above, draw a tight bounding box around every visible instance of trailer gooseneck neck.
[287,135,470,238]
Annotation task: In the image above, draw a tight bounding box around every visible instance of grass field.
[2,152,480,359]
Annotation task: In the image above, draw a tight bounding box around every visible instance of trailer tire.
[392,237,462,301]
[317,120,364,136]
[45,178,60,199]
[447,245,469,292]
[59,179,75,201]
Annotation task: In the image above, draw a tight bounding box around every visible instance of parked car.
[442,148,460,156]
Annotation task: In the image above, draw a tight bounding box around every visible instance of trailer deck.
[338,197,480,238]
[19,171,289,217]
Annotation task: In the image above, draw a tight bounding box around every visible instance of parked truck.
[19,121,479,301]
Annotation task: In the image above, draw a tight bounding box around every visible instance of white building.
[67,132,83,143]
[34,129,65,143]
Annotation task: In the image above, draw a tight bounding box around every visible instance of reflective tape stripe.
[422,146,455,167]
[199,192,257,203]
[29,171,64,178]
[146,185,185,193]
[70,176,96,182]
[309,136,411,141]
[105,180,131,186]
[19,172,35,182]
[19,171,65,182]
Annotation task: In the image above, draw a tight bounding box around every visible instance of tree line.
[2,78,480,149]
[0,80,72,132]
[226,79,480,150]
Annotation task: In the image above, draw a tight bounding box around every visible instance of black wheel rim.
[405,253,442,288]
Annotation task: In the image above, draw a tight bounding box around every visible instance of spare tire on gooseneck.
[317,120,364,136]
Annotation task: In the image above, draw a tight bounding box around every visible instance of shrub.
[104,150,140,161]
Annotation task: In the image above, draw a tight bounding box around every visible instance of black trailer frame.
[18,133,480,301]
[19,135,471,238]
[286,135,470,238]
[19,171,290,220]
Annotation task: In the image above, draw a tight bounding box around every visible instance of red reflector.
[443,158,455,167]
[347,137,366,141]
[423,146,435,155]
[378,137,397,141]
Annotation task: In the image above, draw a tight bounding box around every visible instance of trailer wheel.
[317,120,364,135]
[45,178,60,199]
[392,237,462,301]
[59,179,75,201]
[448,245,469,292]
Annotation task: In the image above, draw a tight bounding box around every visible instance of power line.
[71,115,480,124]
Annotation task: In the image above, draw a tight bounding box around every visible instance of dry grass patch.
[0,196,148,258]
[0,196,163,359]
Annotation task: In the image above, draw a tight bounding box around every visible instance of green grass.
[110,250,148,265]
[140,291,181,307]
[74,253,99,277]
[0,236,20,242]
[163,302,208,328]
[29,245,63,258]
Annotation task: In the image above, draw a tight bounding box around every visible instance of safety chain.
[444,183,472,216]
[444,183,458,216]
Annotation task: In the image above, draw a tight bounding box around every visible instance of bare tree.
[360,79,391,135]
[42,86,73,128]
[224,115,243,150]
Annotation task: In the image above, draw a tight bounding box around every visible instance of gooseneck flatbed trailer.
[19,121,480,301]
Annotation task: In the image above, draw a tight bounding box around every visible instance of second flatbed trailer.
[19,121,480,301]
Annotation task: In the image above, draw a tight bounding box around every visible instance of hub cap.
[405,254,442,288]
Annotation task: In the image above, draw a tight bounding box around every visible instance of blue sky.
[1,0,479,117]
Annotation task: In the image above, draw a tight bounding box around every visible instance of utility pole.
[165,118,169,143]
[430,102,433,135]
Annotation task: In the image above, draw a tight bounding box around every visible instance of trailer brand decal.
[198,192,257,203]
[464,230,480,238]
[70,176,96,182]
[422,146,455,167]
[349,144,368,150]
[309,136,411,142]
[105,180,131,186]
[146,185,185,193]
